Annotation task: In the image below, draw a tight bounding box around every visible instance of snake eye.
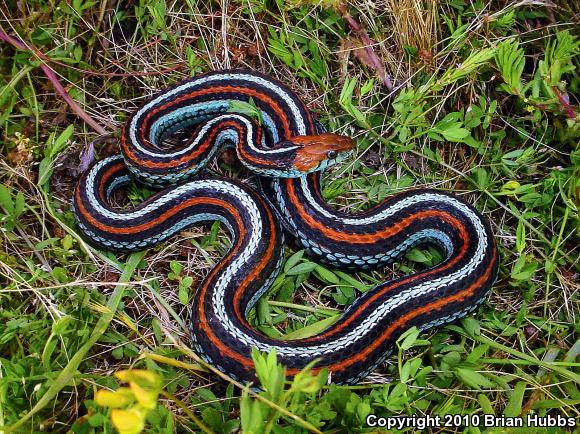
[327,150,337,159]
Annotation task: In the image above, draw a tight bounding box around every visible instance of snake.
[73,70,499,385]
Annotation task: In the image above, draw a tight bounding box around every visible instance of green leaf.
[504,381,526,417]
[240,391,264,434]
[466,344,489,363]
[180,276,193,288]
[439,47,495,86]
[313,265,340,284]
[282,314,340,340]
[455,368,494,389]
[544,30,579,85]
[544,259,556,274]
[290,362,324,394]
[360,78,374,96]
[178,286,189,305]
[356,402,371,422]
[284,250,304,272]
[38,125,74,188]
[339,77,356,108]
[478,393,495,415]
[398,327,420,351]
[0,184,14,214]
[405,248,429,264]
[286,261,318,276]
[201,407,223,430]
[257,298,271,325]
[495,38,525,94]
[511,254,539,281]
[228,99,262,123]
[440,124,470,142]
[62,234,74,250]
[152,318,162,343]
[334,271,370,292]
[48,124,74,158]
[41,338,58,370]
[13,191,25,218]
[52,315,72,335]
[491,9,515,30]
[515,219,526,253]
[169,260,182,276]
[35,237,60,250]
[461,317,481,336]
[196,388,217,403]
[400,358,422,383]
[471,167,489,190]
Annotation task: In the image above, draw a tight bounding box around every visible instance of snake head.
[289,133,354,173]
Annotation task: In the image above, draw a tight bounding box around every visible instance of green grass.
[0,0,578,433]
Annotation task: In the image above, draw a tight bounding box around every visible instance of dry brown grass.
[384,0,439,57]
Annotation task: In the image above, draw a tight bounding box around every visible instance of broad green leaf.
[334,271,370,291]
[314,265,340,284]
[284,250,304,272]
[455,368,494,389]
[201,407,223,430]
[504,381,526,417]
[406,248,429,264]
[461,317,481,336]
[14,191,25,218]
[283,314,340,340]
[478,393,495,415]
[472,167,489,190]
[398,327,420,351]
[286,261,318,276]
[240,391,264,434]
[169,260,182,276]
[0,184,14,214]
[441,125,470,142]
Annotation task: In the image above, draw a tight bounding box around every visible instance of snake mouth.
[291,133,354,172]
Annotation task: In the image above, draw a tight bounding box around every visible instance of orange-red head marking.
[290,133,354,172]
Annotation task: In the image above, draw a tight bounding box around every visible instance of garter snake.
[73,70,499,384]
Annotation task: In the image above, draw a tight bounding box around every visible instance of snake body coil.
[73,70,498,384]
